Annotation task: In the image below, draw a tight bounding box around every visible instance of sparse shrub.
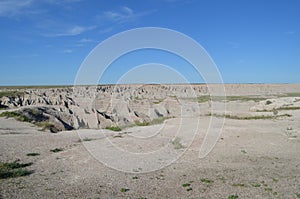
[135,121,150,126]
[182,183,191,187]
[105,126,122,131]
[251,182,261,187]
[82,137,93,141]
[266,100,272,105]
[120,188,129,192]
[26,153,40,156]
[172,137,184,149]
[228,194,238,199]
[0,160,33,179]
[50,148,64,153]
[201,178,214,184]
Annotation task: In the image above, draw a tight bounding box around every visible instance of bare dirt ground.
[0,85,300,198]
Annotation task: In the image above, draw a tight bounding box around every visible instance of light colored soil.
[0,85,300,198]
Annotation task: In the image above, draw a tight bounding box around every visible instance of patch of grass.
[196,95,266,103]
[207,113,292,120]
[276,106,300,110]
[153,99,163,104]
[0,160,33,179]
[296,193,300,198]
[50,148,64,153]
[36,121,57,133]
[120,188,129,192]
[228,194,238,199]
[266,100,272,105]
[135,121,150,126]
[82,137,93,141]
[172,137,185,149]
[26,153,40,156]
[232,183,245,187]
[201,178,214,184]
[182,183,191,187]
[241,149,247,154]
[281,92,300,97]
[132,176,139,179]
[251,182,261,187]
[1,161,32,169]
[0,91,24,98]
[105,126,122,131]
[265,187,272,192]
[272,178,279,182]
[186,187,193,191]
[0,111,31,122]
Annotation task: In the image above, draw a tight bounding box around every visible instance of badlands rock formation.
[0,84,299,132]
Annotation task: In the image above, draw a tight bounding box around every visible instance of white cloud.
[78,38,95,43]
[0,0,34,17]
[47,25,96,37]
[102,6,154,24]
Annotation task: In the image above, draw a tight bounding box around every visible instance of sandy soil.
[0,86,300,198]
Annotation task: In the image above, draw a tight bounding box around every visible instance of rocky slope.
[0,84,299,132]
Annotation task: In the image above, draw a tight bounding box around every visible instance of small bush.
[50,148,64,153]
[120,188,129,192]
[26,153,40,156]
[201,178,214,184]
[228,194,238,199]
[182,183,191,187]
[266,100,272,105]
[134,121,150,126]
[105,126,122,131]
[172,137,184,149]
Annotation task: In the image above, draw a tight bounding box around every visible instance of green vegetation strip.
[196,95,267,103]
[0,91,25,98]
[0,161,33,179]
[207,113,292,120]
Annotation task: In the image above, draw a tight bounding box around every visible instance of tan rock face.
[0,84,300,131]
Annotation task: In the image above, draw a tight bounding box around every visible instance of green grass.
[172,137,185,149]
[196,95,267,103]
[0,161,33,179]
[50,148,64,153]
[105,126,122,131]
[228,194,238,199]
[232,183,245,187]
[265,187,272,192]
[296,193,300,198]
[186,187,193,191]
[251,182,261,187]
[275,106,300,110]
[182,183,191,187]
[36,121,57,132]
[207,113,292,120]
[120,188,129,192]
[134,121,150,126]
[82,137,93,141]
[201,178,214,184]
[0,111,31,122]
[26,153,40,156]
[281,92,300,97]
[0,110,59,132]
[0,91,25,98]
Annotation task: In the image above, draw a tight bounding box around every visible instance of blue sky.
[0,0,299,85]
